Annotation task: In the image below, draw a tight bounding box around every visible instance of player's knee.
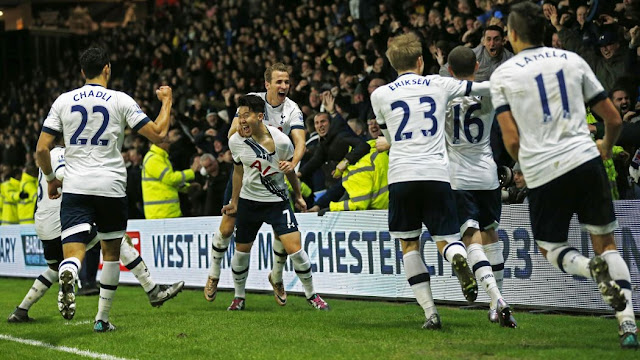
[219,219,235,238]
[101,240,121,261]
[400,238,420,253]
[536,240,569,266]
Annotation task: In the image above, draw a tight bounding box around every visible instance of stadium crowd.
[1,0,640,224]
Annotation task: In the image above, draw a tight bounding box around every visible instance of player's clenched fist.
[156,85,173,101]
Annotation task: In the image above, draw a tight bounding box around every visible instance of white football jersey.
[445,95,499,190]
[490,47,603,188]
[35,146,65,240]
[43,84,150,197]
[371,73,490,185]
[229,125,294,202]
[247,92,304,135]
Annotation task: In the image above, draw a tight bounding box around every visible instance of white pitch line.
[0,334,133,360]
[64,320,92,326]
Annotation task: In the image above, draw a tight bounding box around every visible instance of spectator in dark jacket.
[297,107,370,212]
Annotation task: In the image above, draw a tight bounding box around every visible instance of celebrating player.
[491,2,638,349]
[222,95,328,311]
[445,46,516,328]
[205,63,306,307]
[35,47,172,332]
[371,32,491,329]
[8,144,184,324]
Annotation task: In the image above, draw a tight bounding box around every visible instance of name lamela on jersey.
[515,50,568,68]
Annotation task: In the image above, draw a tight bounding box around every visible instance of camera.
[498,165,514,187]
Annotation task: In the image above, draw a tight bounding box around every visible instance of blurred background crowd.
[1,0,640,225]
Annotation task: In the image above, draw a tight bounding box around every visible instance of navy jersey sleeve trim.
[42,127,61,136]
[379,123,387,129]
[495,105,511,116]
[132,117,151,132]
[465,81,473,96]
[586,91,608,109]
[290,125,305,131]
[233,160,242,165]
[54,164,65,172]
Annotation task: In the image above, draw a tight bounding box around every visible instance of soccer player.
[35,47,173,332]
[491,2,638,349]
[445,46,516,328]
[8,144,184,323]
[205,63,305,307]
[371,32,490,330]
[222,95,328,311]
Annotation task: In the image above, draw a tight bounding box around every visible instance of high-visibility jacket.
[17,172,37,224]
[1,178,20,225]
[329,140,389,211]
[142,144,195,219]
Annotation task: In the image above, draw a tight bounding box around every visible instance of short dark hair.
[80,47,110,79]
[483,25,505,37]
[448,46,477,78]
[508,2,546,46]
[237,95,265,114]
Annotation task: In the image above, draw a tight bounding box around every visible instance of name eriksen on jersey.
[515,51,568,68]
[73,89,112,102]
[388,77,431,91]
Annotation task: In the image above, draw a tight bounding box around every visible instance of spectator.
[502,163,528,204]
[141,135,202,219]
[551,6,633,92]
[439,25,513,81]
[326,137,389,212]
[298,107,371,212]
[127,147,145,219]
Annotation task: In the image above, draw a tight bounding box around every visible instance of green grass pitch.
[0,277,634,359]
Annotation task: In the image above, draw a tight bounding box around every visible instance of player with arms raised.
[491,2,638,349]
[35,47,173,332]
[371,32,491,329]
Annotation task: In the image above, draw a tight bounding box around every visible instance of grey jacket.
[439,44,514,81]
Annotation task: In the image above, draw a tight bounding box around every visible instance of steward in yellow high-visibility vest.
[329,139,389,211]
[142,144,196,219]
[17,165,38,224]
[1,170,21,225]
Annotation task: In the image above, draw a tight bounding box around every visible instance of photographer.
[501,163,529,205]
